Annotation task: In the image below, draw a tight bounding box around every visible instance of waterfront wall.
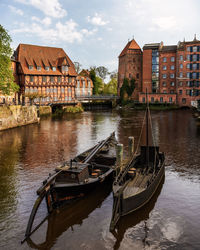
[0,105,38,131]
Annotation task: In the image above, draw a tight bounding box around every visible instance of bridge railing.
[76,95,119,101]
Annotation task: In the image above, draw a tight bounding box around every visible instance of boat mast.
[146,89,149,167]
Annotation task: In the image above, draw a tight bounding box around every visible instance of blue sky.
[1,0,200,73]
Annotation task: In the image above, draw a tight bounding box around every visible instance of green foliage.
[64,105,84,113]
[120,78,135,101]
[102,78,117,95]
[0,25,19,95]
[89,69,103,95]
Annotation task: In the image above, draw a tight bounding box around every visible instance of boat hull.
[121,163,165,216]
[53,169,114,204]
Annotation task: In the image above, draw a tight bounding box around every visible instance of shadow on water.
[26,182,112,250]
[111,175,165,250]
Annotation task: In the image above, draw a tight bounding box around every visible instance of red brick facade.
[118,39,142,100]
[12,44,93,105]
[118,38,200,107]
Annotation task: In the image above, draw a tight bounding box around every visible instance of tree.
[96,66,109,81]
[74,61,82,74]
[103,78,117,95]
[89,69,103,95]
[0,25,19,95]
[120,78,135,100]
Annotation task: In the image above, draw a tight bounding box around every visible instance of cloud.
[150,16,178,31]
[8,5,24,16]
[11,19,97,44]
[32,16,52,26]
[15,0,66,18]
[87,13,108,26]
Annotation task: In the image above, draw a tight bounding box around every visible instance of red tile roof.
[119,39,141,57]
[16,44,77,76]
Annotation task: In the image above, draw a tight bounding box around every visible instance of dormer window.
[29,65,33,70]
[52,66,56,71]
[37,66,41,71]
[62,65,69,72]
[45,66,49,71]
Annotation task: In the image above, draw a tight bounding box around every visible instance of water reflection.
[0,109,199,249]
[27,183,112,250]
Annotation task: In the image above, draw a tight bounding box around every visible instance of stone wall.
[0,105,39,131]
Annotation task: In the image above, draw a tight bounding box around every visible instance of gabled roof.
[16,44,77,76]
[76,75,93,88]
[119,39,141,57]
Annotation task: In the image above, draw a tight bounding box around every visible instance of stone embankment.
[39,106,52,116]
[0,105,39,131]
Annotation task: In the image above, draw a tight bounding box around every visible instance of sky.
[1,0,200,73]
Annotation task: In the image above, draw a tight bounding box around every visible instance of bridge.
[76,95,119,102]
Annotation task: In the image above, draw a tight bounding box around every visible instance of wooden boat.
[110,96,165,231]
[23,132,117,241]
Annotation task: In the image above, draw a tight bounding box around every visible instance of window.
[192,72,196,79]
[193,64,197,70]
[162,82,166,86]
[170,73,175,78]
[187,47,190,52]
[163,57,167,62]
[171,56,175,62]
[82,81,85,88]
[169,97,173,103]
[45,66,49,71]
[151,97,154,103]
[50,76,54,83]
[61,87,64,93]
[170,90,174,94]
[193,54,197,61]
[163,65,167,70]
[170,82,175,86]
[182,98,186,104]
[42,76,46,83]
[37,66,41,71]
[29,65,33,70]
[179,82,183,86]
[179,90,182,94]
[69,77,72,83]
[186,81,190,86]
[193,46,197,52]
[187,72,190,78]
[52,66,56,71]
[180,55,183,61]
[30,76,34,82]
[88,81,91,88]
[186,90,190,95]
[179,72,183,78]
[162,74,167,79]
[136,73,139,79]
[160,97,163,103]
[187,54,190,61]
[179,64,183,69]
[142,97,145,103]
[187,63,190,69]
[58,76,61,83]
[163,90,167,93]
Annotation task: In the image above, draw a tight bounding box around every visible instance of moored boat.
[23,132,117,241]
[110,95,165,231]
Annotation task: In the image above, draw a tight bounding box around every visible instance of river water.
[0,109,200,250]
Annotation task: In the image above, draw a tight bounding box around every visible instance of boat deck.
[123,172,152,199]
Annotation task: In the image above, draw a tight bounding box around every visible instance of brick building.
[118,39,142,100]
[118,37,200,107]
[13,44,78,105]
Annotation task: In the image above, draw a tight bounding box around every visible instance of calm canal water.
[0,109,200,250]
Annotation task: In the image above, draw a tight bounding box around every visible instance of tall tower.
[118,39,142,100]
